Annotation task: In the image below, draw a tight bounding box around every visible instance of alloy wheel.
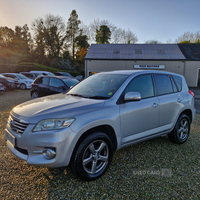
[82,140,109,174]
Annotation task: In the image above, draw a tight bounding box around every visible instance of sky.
[0,0,200,43]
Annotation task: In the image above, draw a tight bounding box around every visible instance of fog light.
[42,149,56,159]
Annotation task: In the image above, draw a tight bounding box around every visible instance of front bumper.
[25,83,32,89]
[8,83,17,90]
[5,123,77,168]
[0,87,5,93]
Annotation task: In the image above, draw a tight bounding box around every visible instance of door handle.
[152,103,158,108]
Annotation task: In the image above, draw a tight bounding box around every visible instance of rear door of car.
[36,77,50,97]
[153,74,183,130]
[120,74,160,144]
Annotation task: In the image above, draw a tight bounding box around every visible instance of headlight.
[33,118,75,132]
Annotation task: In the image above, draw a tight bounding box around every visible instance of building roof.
[85,44,186,60]
[178,44,200,60]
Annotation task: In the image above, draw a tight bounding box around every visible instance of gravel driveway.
[0,90,200,199]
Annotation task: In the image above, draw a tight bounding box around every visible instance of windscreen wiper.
[67,94,88,98]
[88,96,109,99]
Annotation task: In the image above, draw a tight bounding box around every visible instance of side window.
[38,77,49,85]
[154,74,173,95]
[49,78,64,88]
[172,75,182,92]
[170,77,178,92]
[6,75,14,78]
[125,75,154,99]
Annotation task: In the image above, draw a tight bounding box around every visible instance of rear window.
[154,74,173,96]
[172,75,182,92]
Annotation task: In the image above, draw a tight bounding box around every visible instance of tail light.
[188,91,195,98]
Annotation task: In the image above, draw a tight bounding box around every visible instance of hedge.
[0,63,82,77]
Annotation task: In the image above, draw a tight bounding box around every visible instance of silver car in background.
[5,70,196,180]
[2,73,33,90]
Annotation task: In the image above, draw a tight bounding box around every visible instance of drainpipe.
[85,59,87,78]
[183,60,186,77]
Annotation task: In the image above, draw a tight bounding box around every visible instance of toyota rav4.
[5,70,196,180]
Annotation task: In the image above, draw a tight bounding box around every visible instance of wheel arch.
[179,109,193,123]
[1,82,8,90]
[20,83,26,89]
[70,125,118,163]
[31,90,39,97]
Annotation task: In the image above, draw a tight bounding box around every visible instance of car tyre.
[20,83,26,90]
[1,83,7,91]
[31,91,39,99]
[70,132,113,181]
[168,114,190,144]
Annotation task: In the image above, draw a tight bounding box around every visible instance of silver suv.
[5,70,196,180]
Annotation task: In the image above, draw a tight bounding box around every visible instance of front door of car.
[48,78,66,95]
[119,74,160,145]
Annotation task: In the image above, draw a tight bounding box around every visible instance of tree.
[145,40,161,44]
[96,25,111,44]
[82,19,116,44]
[81,19,138,44]
[75,32,89,51]
[0,26,15,63]
[0,26,14,45]
[179,40,191,44]
[14,24,31,55]
[76,47,87,62]
[175,31,200,43]
[32,14,66,60]
[121,29,138,44]
[66,10,81,60]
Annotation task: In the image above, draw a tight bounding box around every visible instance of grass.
[0,90,200,199]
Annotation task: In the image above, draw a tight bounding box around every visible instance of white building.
[85,44,200,87]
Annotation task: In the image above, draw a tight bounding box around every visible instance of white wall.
[185,61,200,87]
[85,59,200,86]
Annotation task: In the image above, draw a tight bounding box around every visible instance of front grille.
[8,115,29,134]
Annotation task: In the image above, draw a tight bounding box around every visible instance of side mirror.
[124,92,141,102]
[58,86,65,90]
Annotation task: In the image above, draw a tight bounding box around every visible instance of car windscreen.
[47,72,55,76]
[67,73,128,99]
[17,74,29,79]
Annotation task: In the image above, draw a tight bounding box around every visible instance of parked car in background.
[20,72,43,80]
[5,70,196,181]
[55,72,72,77]
[0,83,5,94]
[0,74,19,91]
[55,72,83,81]
[30,76,79,99]
[75,75,83,81]
[2,73,34,90]
[30,71,55,76]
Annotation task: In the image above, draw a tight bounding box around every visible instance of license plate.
[5,131,16,146]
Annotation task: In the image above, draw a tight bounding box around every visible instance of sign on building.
[134,65,165,69]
